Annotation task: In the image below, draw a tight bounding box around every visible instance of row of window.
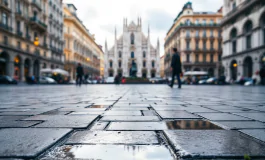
[186,40,222,50]
[118,51,147,58]
[186,29,222,37]
[109,61,155,68]
[185,19,221,26]
[185,54,222,63]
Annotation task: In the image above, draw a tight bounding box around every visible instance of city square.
[0,85,265,159]
[1,0,265,159]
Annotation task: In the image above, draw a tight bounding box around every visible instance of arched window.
[119,51,122,58]
[143,51,146,58]
[262,13,265,44]
[2,13,8,25]
[130,33,135,45]
[152,61,155,68]
[109,61,113,68]
[185,19,191,26]
[118,61,122,68]
[131,52,134,58]
[243,20,253,49]
[230,28,237,54]
[143,61,146,67]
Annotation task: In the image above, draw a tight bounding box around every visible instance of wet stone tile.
[69,111,104,115]
[0,120,41,128]
[164,130,265,158]
[240,129,265,142]
[196,113,251,121]
[66,131,159,145]
[23,115,98,128]
[88,105,110,108]
[107,122,167,130]
[104,111,142,116]
[142,110,157,116]
[213,121,265,129]
[156,110,201,119]
[40,145,175,160]
[90,122,109,130]
[111,107,149,110]
[233,113,265,122]
[166,120,222,130]
[0,111,44,116]
[0,128,72,158]
[100,116,160,122]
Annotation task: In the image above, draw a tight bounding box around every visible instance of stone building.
[0,0,64,81]
[63,4,102,80]
[104,18,160,78]
[160,55,165,78]
[164,2,223,78]
[222,0,265,81]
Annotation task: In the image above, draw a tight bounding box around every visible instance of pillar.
[8,61,14,78]
[20,62,25,81]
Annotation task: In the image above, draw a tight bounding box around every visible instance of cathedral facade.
[104,18,160,78]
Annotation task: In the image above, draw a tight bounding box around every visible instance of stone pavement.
[0,85,265,160]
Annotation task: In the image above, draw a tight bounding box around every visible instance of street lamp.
[233,63,237,67]
[34,37,39,46]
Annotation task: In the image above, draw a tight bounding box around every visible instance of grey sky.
[63,0,223,56]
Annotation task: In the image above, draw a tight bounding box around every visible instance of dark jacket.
[260,67,265,77]
[76,66,84,76]
[171,52,182,73]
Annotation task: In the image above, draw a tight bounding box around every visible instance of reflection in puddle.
[89,105,109,108]
[166,120,222,130]
[41,145,175,160]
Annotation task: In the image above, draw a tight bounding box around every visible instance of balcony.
[26,34,31,41]
[0,23,12,32]
[195,36,200,40]
[185,35,191,40]
[0,0,11,12]
[16,31,23,37]
[31,0,42,11]
[29,17,47,32]
[183,62,217,67]
[209,36,215,40]
[15,9,22,17]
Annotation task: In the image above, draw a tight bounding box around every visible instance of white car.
[39,77,57,84]
[106,77,114,83]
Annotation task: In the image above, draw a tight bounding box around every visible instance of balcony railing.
[0,23,12,32]
[15,9,22,15]
[26,34,31,40]
[16,31,23,37]
[30,17,47,28]
[31,0,42,10]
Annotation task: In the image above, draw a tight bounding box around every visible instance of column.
[20,62,25,82]
[8,61,14,78]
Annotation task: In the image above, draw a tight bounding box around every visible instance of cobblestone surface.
[0,85,265,159]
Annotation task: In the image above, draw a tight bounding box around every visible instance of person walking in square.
[76,63,84,86]
[169,48,182,88]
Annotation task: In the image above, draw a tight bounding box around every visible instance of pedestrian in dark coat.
[169,48,182,88]
[76,63,84,86]
[260,65,265,85]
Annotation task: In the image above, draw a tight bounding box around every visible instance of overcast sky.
[63,0,223,56]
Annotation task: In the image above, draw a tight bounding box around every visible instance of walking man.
[260,65,265,85]
[169,48,182,88]
[76,63,84,86]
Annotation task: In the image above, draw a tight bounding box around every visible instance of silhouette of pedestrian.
[76,63,84,86]
[169,48,182,88]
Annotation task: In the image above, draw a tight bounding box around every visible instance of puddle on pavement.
[89,105,109,108]
[41,145,175,160]
[166,120,222,130]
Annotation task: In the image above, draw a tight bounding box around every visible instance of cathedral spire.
[105,39,108,52]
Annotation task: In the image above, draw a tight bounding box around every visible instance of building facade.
[63,4,102,80]
[222,0,265,82]
[164,2,223,78]
[104,18,160,78]
[0,0,64,81]
[160,55,164,78]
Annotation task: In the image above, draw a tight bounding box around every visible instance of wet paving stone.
[104,111,142,116]
[111,107,149,110]
[142,110,157,116]
[58,108,106,112]
[196,113,251,121]
[107,122,167,130]
[166,120,222,130]
[240,129,265,142]
[156,110,201,119]
[90,122,109,130]
[233,113,265,122]
[0,111,45,116]
[100,116,160,122]
[213,121,265,129]
[0,120,41,128]
[164,130,265,158]
[66,131,159,145]
[40,145,175,160]
[88,105,110,108]
[69,111,104,115]
[23,115,98,128]
[0,128,72,158]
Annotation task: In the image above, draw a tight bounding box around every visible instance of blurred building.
[160,55,164,78]
[98,45,104,78]
[104,18,160,78]
[0,0,64,81]
[164,2,223,78]
[63,4,102,80]
[222,0,265,82]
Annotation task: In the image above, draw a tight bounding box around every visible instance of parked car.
[198,79,207,84]
[0,75,17,84]
[39,77,57,84]
[206,77,218,84]
[105,77,115,84]
[69,80,76,84]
